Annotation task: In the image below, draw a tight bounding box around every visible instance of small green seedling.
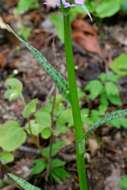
[1,77,72,186]
[31,141,70,183]
[83,72,127,128]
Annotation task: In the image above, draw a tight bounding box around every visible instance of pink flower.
[75,0,84,5]
[44,0,84,8]
[44,0,60,7]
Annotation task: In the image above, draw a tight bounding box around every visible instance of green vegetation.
[0,0,127,190]
[119,175,127,189]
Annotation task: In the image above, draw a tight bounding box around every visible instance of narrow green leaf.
[31,159,47,175]
[0,120,26,151]
[42,141,65,158]
[4,78,23,101]
[0,18,69,101]
[0,152,14,164]
[88,109,127,135]
[95,0,121,18]
[56,108,73,127]
[35,111,51,127]
[85,80,103,100]
[18,38,69,100]
[22,99,38,118]
[51,167,70,183]
[105,82,122,105]
[8,173,41,190]
[99,72,119,83]
[105,82,119,96]
[110,53,127,76]
[51,159,65,169]
[25,120,42,136]
[109,118,127,128]
[41,127,52,139]
[50,13,64,42]
[18,25,31,40]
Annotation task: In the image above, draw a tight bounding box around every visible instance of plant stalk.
[63,8,89,190]
[46,89,56,181]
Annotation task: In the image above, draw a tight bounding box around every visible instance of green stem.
[63,8,89,190]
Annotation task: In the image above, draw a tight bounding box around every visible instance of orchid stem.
[62,7,89,190]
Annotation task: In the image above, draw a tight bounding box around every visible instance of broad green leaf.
[18,25,31,40]
[70,6,87,21]
[56,108,73,127]
[50,13,64,42]
[99,72,119,83]
[54,126,68,136]
[22,99,38,118]
[81,109,89,124]
[0,152,14,164]
[95,0,121,18]
[52,159,65,169]
[0,120,26,151]
[85,80,103,100]
[86,1,98,13]
[98,93,109,114]
[105,82,119,96]
[90,110,101,123]
[108,118,127,128]
[41,127,52,139]
[53,94,65,116]
[107,95,122,106]
[55,108,74,136]
[110,54,127,76]
[119,175,127,189]
[42,141,65,158]
[4,78,23,101]
[16,0,39,14]
[25,120,42,136]
[51,167,70,183]
[77,88,85,99]
[31,159,47,175]
[105,82,122,105]
[35,111,51,128]
[8,173,41,190]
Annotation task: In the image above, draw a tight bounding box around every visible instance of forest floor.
[0,1,127,190]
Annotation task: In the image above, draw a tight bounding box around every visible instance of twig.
[19,145,39,154]
[59,152,76,161]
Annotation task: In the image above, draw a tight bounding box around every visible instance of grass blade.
[8,173,41,190]
[87,109,127,135]
[0,17,69,100]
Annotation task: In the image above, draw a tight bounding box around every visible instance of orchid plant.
[45,1,89,190]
